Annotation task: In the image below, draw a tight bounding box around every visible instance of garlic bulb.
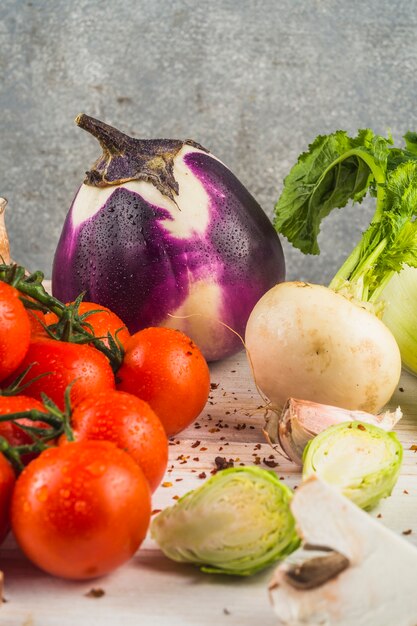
[264,398,402,465]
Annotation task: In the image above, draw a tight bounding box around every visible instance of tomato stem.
[0,262,124,372]
[0,388,77,471]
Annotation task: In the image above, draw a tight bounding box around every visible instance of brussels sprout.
[302,421,403,510]
[151,466,300,576]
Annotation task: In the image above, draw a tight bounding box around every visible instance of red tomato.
[68,390,168,492]
[0,282,31,382]
[0,395,50,464]
[45,302,130,349]
[27,309,47,336]
[11,440,151,579]
[0,452,15,545]
[117,327,210,437]
[12,337,115,410]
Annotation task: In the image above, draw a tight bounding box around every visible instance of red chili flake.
[410,444,417,452]
[194,425,202,429]
[191,441,201,448]
[219,446,223,451]
[198,472,207,479]
[162,482,173,488]
[200,447,208,451]
[193,457,199,461]
[404,489,409,494]
[402,529,413,535]
[172,495,180,500]
[357,424,366,431]
[220,436,226,441]
[186,351,193,356]
[263,458,279,468]
[85,588,105,598]
[254,444,261,450]
[151,509,162,516]
[209,428,220,433]
[225,411,230,415]
[249,426,255,429]
[175,478,183,482]
[230,370,236,373]
[214,456,234,471]
[377,513,382,518]
[210,382,219,390]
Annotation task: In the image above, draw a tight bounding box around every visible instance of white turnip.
[245,282,401,413]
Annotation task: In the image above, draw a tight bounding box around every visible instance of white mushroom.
[269,477,417,625]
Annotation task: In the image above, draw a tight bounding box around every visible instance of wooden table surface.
[1,351,417,626]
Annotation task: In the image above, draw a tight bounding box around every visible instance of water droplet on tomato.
[74,500,87,513]
[86,461,107,477]
[36,485,49,502]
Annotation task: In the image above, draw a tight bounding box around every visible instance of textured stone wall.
[2,0,417,282]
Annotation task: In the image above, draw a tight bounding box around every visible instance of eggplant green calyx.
[75,113,207,201]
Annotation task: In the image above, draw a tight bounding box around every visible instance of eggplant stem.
[75,113,131,156]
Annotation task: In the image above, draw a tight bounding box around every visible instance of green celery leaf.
[404,131,417,156]
[274,129,390,255]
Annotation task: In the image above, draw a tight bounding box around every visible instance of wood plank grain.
[1,350,416,625]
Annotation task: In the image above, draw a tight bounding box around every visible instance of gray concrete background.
[1,0,417,283]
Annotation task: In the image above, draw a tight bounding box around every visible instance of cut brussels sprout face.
[151,466,300,576]
[302,421,403,510]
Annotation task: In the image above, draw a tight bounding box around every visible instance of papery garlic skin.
[264,398,402,465]
[0,198,11,265]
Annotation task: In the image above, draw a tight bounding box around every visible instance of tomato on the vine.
[0,453,15,545]
[11,337,115,410]
[0,395,50,464]
[11,440,151,580]
[67,390,168,492]
[0,282,31,382]
[117,327,210,436]
[44,301,130,349]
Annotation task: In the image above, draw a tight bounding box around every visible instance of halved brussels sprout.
[302,421,403,510]
[151,466,300,576]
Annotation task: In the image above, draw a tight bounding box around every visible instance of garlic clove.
[264,398,402,465]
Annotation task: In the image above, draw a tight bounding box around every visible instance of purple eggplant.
[52,115,285,361]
